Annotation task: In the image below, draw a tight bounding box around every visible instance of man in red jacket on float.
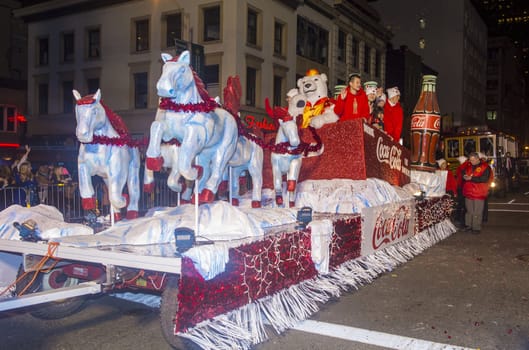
[384,86,403,142]
[334,72,370,122]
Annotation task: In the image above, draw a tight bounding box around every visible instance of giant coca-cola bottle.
[410,75,441,171]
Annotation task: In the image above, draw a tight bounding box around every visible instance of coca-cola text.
[372,205,411,250]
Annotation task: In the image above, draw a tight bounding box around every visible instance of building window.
[135,19,149,52]
[487,110,497,120]
[419,37,426,49]
[38,83,48,114]
[0,106,4,131]
[419,18,426,29]
[337,30,345,62]
[247,8,258,46]
[246,67,256,106]
[165,13,182,48]
[62,80,74,113]
[134,72,148,109]
[486,79,499,90]
[375,50,381,77]
[274,21,285,56]
[87,78,100,94]
[0,105,17,132]
[203,5,220,42]
[38,37,49,66]
[204,64,219,86]
[6,107,15,132]
[296,16,328,64]
[364,44,371,74]
[273,75,283,107]
[87,28,100,59]
[62,32,74,63]
[351,37,358,67]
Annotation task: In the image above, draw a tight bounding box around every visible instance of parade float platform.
[0,119,454,350]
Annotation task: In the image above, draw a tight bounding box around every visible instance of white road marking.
[488,209,529,213]
[489,202,529,205]
[508,199,516,204]
[524,191,529,195]
[292,320,477,350]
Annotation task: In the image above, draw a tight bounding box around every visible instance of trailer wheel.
[15,264,87,320]
[160,275,198,349]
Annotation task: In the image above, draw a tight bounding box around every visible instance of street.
[1,188,528,350]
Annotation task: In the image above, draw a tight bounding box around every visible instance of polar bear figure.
[297,70,339,129]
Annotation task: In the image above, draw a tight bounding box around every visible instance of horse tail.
[265,98,289,120]
[223,76,242,116]
[126,147,141,211]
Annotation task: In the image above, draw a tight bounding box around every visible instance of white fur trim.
[387,87,400,99]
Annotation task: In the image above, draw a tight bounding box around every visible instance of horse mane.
[100,101,130,137]
[192,69,213,103]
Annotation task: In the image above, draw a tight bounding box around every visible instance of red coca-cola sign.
[410,114,441,131]
[372,205,411,250]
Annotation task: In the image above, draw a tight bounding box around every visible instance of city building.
[14,0,391,138]
[370,0,488,129]
[486,36,528,143]
[0,0,27,148]
[472,0,529,71]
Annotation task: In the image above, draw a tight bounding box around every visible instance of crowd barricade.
[1,177,181,223]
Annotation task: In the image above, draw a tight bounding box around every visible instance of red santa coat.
[333,88,370,122]
[445,170,457,195]
[384,101,403,141]
[456,161,468,190]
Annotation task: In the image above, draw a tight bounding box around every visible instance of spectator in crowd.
[0,165,11,188]
[13,161,39,207]
[11,145,31,172]
[503,151,514,191]
[479,152,493,223]
[50,163,74,213]
[462,152,491,234]
[455,156,468,227]
[35,164,52,204]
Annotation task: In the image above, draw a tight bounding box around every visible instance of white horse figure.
[269,94,307,208]
[143,142,193,202]
[146,51,238,204]
[73,89,141,220]
[225,131,264,208]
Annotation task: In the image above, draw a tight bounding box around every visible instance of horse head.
[265,96,305,147]
[74,89,109,143]
[157,51,203,104]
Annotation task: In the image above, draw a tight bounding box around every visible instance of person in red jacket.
[334,73,370,122]
[462,152,491,234]
[454,155,468,227]
[384,87,404,142]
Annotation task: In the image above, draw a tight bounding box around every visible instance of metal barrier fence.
[0,178,180,223]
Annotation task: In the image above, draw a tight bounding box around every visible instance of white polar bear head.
[297,71,329,104]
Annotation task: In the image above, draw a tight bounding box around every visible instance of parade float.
[0,51,454,350]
